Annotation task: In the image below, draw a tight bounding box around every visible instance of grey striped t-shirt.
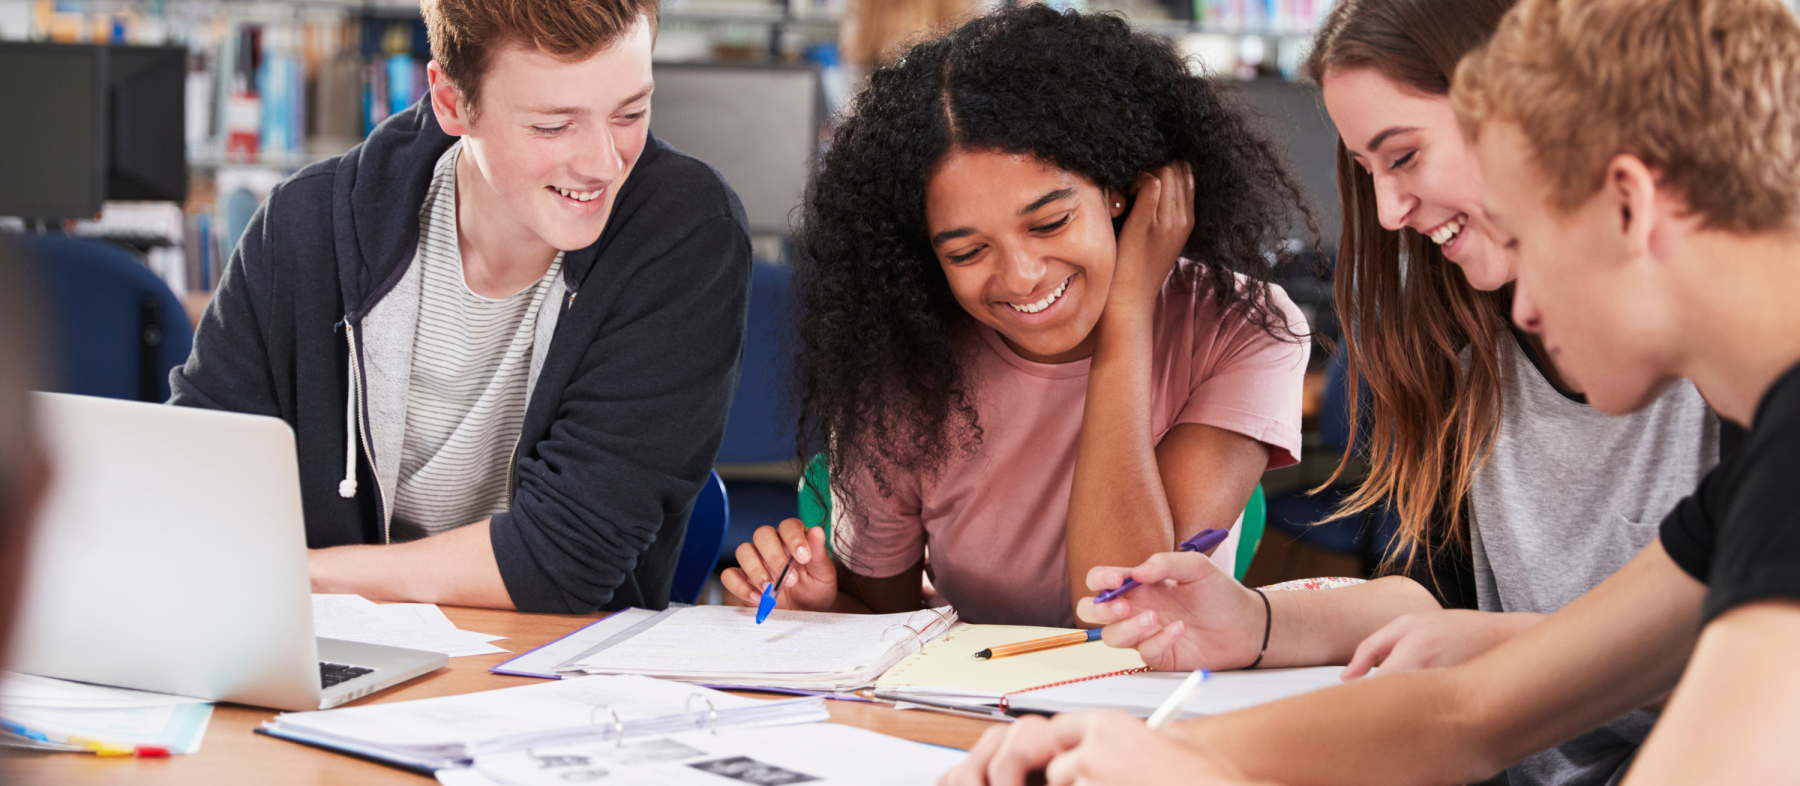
[389,142,564,541]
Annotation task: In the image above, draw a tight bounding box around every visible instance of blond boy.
[171,0,751,612]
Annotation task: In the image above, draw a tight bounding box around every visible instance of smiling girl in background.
[718,4,1312,627]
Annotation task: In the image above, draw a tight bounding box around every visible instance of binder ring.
[685,695,719,735]
[906,607,951,633]
[588,706,626,748]
[880,623,925,651]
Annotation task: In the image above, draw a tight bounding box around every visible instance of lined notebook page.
[875,624,1146,694]
[572,606,930,674]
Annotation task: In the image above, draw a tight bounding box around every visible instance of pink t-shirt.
[837,275,1310,628]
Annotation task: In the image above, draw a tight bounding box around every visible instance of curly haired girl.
[720,4,1313,626]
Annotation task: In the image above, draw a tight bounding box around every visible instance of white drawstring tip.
[338,479,357,498]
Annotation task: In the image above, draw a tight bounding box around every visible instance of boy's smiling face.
[432,15,655,253]
[1478,120,1683,416]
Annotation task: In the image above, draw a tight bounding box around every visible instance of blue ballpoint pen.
[1094,527,1230,604]
[756,556,796,624]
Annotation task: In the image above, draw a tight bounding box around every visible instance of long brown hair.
[1304,0,1515,569]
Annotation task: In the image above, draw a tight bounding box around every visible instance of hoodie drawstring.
[340,332,359,499]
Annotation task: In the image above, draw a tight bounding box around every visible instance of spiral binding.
[995,666,1154,712]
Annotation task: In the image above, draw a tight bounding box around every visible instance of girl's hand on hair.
[1340,609,1546,679]
[720,519,839,612]
[939,710,1270,786]
[1110,162,1195,313]
[1075,551,1265,672]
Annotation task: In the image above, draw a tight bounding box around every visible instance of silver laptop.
[10,393,447,711]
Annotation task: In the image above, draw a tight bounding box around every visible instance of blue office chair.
[1263,349,1404,573]
[23,234,193,402]
[717,260,803,552]
[671,471,730,605]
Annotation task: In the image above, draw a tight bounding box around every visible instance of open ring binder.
[685,695,720,734]
[906,607,953,631]
[584,706,626,748]
[878,623,926,652]
[259,676,834,772]
[880,606,957,656]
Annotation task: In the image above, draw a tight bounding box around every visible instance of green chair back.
[1234,484,1265,582]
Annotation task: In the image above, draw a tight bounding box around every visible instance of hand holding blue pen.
[1094,528,1229,604]
[755,556,796,624]
[721,520,839,615]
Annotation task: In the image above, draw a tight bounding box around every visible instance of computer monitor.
[650,63,824,236]
[0,43,107,221]
[106,45,187,203]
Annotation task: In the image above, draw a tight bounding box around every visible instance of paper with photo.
[440,723,965,786]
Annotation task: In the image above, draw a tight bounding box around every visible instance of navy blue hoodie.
[171,101,751,613]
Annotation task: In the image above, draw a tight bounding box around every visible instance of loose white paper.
[312,595,509,658]
[492,607,659,679]
[1,673,214,754]
[1,672,210,709]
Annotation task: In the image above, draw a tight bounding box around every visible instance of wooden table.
[3,607,996,785]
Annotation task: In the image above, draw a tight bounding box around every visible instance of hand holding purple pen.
[1094,527,1230,604]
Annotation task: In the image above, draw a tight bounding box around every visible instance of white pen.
[1146,669,1209,729]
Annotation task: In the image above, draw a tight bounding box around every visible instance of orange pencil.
[973,628,1102,659]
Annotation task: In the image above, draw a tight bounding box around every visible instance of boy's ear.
[1606,154,1659,260]
[428,61,472,137]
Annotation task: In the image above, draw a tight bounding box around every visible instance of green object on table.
[797,452,1265,580]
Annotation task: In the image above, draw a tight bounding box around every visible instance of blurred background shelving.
[0,0,1337,300]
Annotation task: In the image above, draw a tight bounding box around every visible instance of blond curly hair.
[1453,0,1800,232]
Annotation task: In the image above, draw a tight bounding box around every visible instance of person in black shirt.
[938,0,1800,784]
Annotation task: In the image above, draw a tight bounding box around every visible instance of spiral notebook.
[551,605,961,693]
[871,624,1149,717]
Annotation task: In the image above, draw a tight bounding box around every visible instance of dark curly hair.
[792,4,1313,535]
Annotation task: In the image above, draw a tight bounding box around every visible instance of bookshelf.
[0,0,1322,302]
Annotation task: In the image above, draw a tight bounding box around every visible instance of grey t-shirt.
[389,142,564,542]
[1470,333,1719,786]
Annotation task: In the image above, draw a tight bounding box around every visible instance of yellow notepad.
[875,624,1147,695]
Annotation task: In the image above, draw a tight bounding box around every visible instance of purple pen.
[1094,527,1230,603]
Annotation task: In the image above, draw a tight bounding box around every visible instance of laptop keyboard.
[320,661,375,689]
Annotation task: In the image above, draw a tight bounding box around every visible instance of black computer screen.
[107,45,187,203]
[0,43,107,221]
